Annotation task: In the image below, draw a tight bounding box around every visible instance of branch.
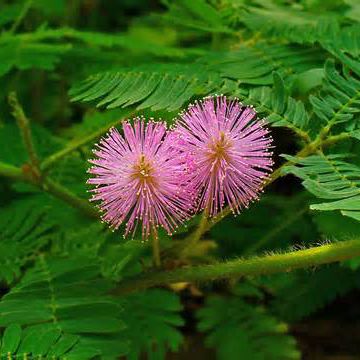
[0,161,97,218]
[8,92,40,171]
[114,238,360,294]
[8,0,33,34]
[42,178,98,218]
[0,161,23,181]
[41,109,136,172]
[181,212,209,257]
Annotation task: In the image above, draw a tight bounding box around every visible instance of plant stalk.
[8,92,40,171]
[181,212,209,257]
[114,239,360,294]
[152,234,161,268]
[0,161,97,218]
[41,109,135,172]
[8,0,33,34]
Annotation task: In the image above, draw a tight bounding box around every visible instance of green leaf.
[350,129,360,141]
[197,285,300,360]
[240,2,340,45]
[70,64,219,111]
[207,43,324,86]
[0,256,129,359]
[260,265,360,322]
[309,59,360,132]
[161,0,231,33]
[0,201,54,285]
[0,123,63,168]
[0,4,23,27]
[0,37,71,77]
[244,72,310,138]
[120,289,184,360]
[0,324,84,359]
[0,324,22,353]
[283,153,360,221]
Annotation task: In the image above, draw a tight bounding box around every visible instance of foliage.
[0,201,53,285]
[197,284,300,359]
[1,0,360,358]
[258,265,360,322]
[120,289,184,360]
[283,153,360,221]
[0,255,128,359]
[69,64,219,111]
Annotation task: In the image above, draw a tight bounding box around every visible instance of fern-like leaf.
[70,42,323,112]
[259,265,360,322]
[283,153,360,221]
[0,256,129,359]
[197,285,300,360]
[0,36,71,77]
[240,2,340,45]
[0,323,89,359]
[309,59,360,133]
[120,289,184,360]
[0,201,53,285]
[69,64,219,111]
[207,43,324,86]
[240,72,310,140]
[161,0,231,33]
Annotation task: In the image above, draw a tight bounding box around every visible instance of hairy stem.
[114,239,360,294]
[9,92,40,171]
[321,132,352,148]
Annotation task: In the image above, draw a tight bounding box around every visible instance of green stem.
[321,132,351,148]
[0,161,23,181]
[0,161,97,218]
[8,0,33,34]
[152,234,161,268]
[42,178,98,218]
[114,239,360,294]
[181,213,209,256]
[9,92,40,170]
[41,109,135,172]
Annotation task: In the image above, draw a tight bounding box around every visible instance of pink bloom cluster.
[88,119,193,238]
[88,96,273,239]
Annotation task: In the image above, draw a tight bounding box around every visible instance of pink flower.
[88,119,194,238]
[173,95,273,217]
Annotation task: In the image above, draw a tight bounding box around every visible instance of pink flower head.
[88,118,194,238]
[173,95,273,217]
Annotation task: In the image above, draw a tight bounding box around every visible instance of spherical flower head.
[173,95,273,217]
[88,118,194,239]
